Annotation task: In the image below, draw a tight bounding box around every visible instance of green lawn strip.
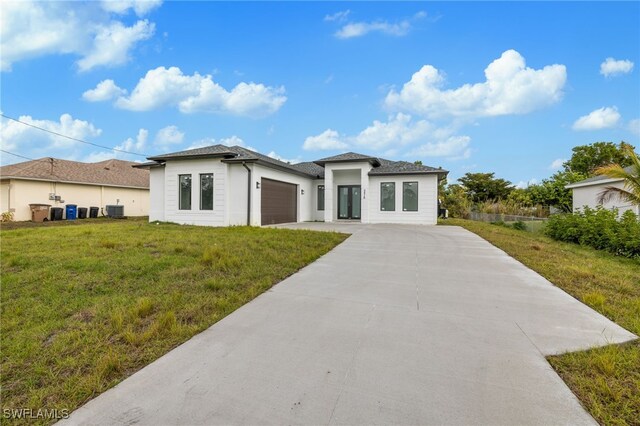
[1,221,347,424]
[441,219,640,426]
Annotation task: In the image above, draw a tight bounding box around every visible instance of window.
[179,174,192,210]
[403,182,418,211]
[317,185,325,211]
[380,182,395,211]
[200,173,214,210]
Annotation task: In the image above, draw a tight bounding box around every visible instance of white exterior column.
[324,167,333,222]
[360,165,371,223]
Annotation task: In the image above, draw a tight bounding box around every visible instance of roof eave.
[369,170,448,178]
[223,158,317,179]
[147,152,238,162]
[566,177,624,189]
[314,158,381,167]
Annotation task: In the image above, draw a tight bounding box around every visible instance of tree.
[528,170,586,212]
[563,141,634,176]
[594,145,640,207]
[458,172,513,202]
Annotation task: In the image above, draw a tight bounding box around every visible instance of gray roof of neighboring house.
[566,166,632,188]
[0,158,150,188]
[142,145,448,179]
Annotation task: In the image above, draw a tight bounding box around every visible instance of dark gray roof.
[145,145,447,179]
[147,145,237,161]
[314,152,380,166]
[369,159,447,176]
[291,162,325,178]
[566,166,632,188]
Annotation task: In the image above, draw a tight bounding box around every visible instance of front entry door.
[337,185,361,220]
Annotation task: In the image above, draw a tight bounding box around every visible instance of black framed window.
[200,173,214,210]
[380,182,395,211]
[403,182,418,211]
[179,174,192,210]
[317,185,325,211]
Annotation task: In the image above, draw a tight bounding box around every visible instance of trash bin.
[29,204,51,222]
[78,207,88,219]
[65,204,77,220]
[89,206,99,218]
[50,207,64,221]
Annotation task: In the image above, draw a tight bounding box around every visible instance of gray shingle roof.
[369,159,446,176]
[147,145,237,160]
[291,162,325,178]
[144,145,447,179]
[566,166,632,188]
[0,158,149,188]
[314,152,380,165]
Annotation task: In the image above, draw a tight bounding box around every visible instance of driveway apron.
[62,224,636,425]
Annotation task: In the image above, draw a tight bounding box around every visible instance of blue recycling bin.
[65,204,77,220]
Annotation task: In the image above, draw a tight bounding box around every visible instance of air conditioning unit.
[105,205,125,218]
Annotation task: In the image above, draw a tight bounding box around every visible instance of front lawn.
[442,219,640,426]
[1,221,347,424]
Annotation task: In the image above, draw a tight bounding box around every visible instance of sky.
[1,1,639,186]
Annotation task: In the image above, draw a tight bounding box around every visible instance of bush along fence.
[544,206,640,259]
[468,211,547,223]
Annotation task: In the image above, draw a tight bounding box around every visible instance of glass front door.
[337,185,361,219]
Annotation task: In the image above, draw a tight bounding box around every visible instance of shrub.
[545,207,640,258]
[512,221,527,231]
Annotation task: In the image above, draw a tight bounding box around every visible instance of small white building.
[137,145,448,226]
[566,167,639,216]
[0,158,150,221]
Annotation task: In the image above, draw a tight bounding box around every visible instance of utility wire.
[0,113,149,157]
[0,149,36,161]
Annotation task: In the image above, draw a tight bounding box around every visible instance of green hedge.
[544,207,640,258]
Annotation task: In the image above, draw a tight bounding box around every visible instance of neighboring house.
[0,158,150,221]
[566,166,639,216]
[137,145,448,226]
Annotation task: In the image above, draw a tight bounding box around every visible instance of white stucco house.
[566,166,639,216]
[137,145,448,226]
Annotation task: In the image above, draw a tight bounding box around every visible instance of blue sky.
[1,1,639,186]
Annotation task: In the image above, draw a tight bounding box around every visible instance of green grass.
[441,218,640,426]
[0,220,347,424]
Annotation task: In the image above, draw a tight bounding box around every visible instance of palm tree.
[594,145,640,207]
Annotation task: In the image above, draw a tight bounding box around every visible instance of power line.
[0,113,149,157]
[0,149,36,161]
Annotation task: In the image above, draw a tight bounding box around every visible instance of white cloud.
[600,58,634,77]
[303,129,348,151]
[629,118,640,136]
[385,50,567,119]
[100,0,163,16]
[324,10,350,22]
[267,151,301,164]
[0,113,101,151]
[187,135,247,150]
[572,107,621,131]
[0,1,158,72]
[117,128,148,153]
[335,20,412,39]
[303,114,471,160]
[515,178,538,189]
[353,113,433,150]
[77,20,155,72]
[82,79,127,102]
[408,136,471,160]
[549,158,566,170]
[154,125,184,147]
[107,66,286,117]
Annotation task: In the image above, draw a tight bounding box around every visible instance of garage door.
[261,178,297,225]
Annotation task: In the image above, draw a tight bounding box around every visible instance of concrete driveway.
[62,224,636,425]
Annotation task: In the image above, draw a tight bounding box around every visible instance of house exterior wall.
[324,162,373,222]
[163,158,227,226]
[227,163,250,226]
[149,167,165,221]
[368,174,439,224]
[0,178,149,221]
[572,181,639,216]
[250,164,315,226]
[312,180,325,221]
[1,180,11,217]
